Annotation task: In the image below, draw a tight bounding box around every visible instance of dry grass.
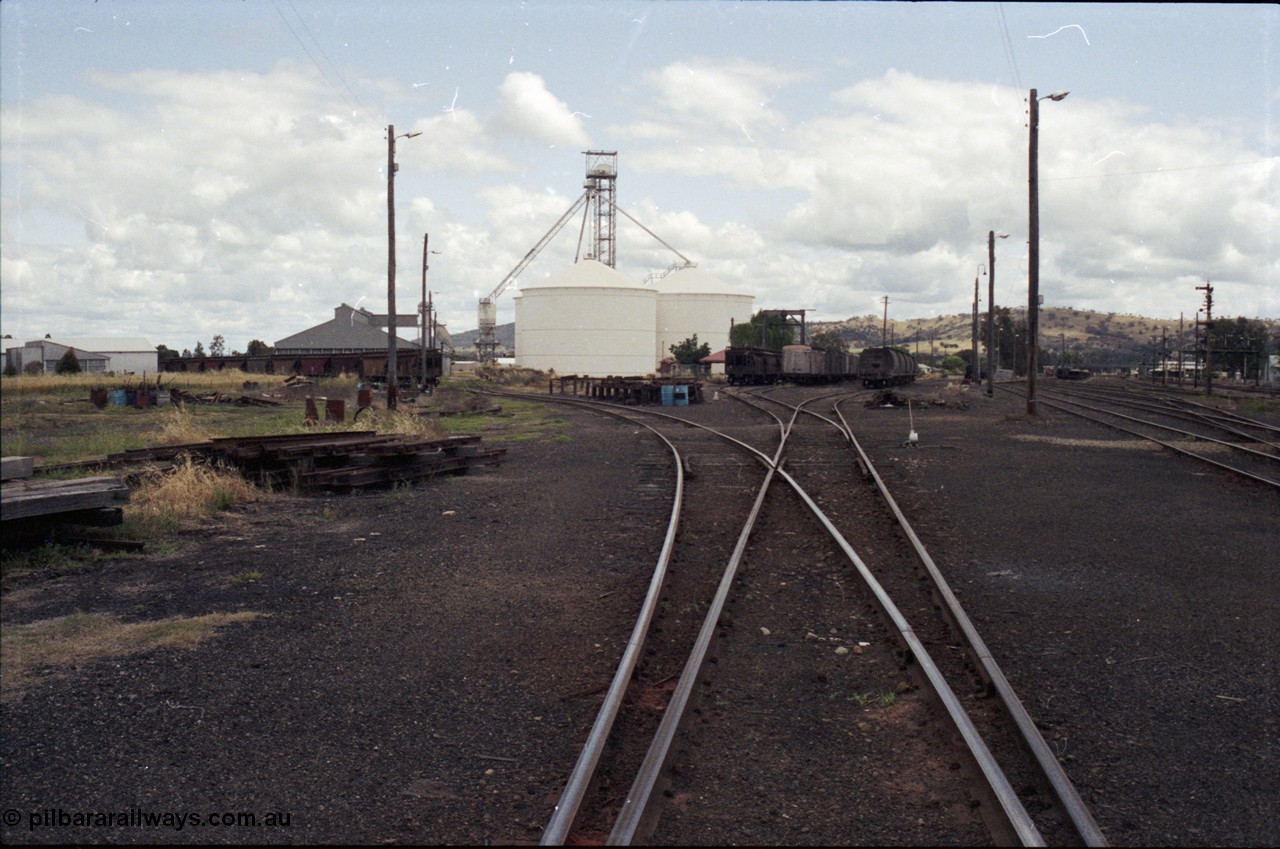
[0,369,299,396]
[0,610,264,702]
[129,456,268,521]
[155,405,214,444]
[357,406,447,438]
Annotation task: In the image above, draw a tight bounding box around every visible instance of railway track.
[999,379,1280,489]
[482,386,1106,845]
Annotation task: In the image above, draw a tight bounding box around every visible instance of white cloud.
[488,72,590,147]
[2,48,1276,353]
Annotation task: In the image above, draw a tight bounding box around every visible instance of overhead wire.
[271,0,382,131]
[995,2,1023,91]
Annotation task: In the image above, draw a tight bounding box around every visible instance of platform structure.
[550,375,703,406]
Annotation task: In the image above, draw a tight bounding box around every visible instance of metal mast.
[583,151,617,267]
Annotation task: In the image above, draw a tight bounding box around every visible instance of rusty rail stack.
[207,432,506,491]
[27,433,506,494]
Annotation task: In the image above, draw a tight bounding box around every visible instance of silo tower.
[583,151,617,268]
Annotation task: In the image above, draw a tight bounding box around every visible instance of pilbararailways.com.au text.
[11,807,292,832]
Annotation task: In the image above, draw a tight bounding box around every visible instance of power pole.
[881,296,890,347]
[385,124,421,410]
[972,270,980,382]
[387,125,398,409]
[1178,312,1185,386]
[1026,88,1068,415]
[1162,326,1168,386]
[1027,91,1041,413]
[986,230,1000,396]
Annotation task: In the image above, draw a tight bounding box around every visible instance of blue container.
[108,389,127,406]
[124,389,138,406]
[661,385,674,406]
[673,385,689,406]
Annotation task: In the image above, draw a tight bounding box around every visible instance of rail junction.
[483,383,1118,846]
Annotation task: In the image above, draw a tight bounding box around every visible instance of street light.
[386,124,421,410]
[1027,88,1068,415]
[421,232,441,395]
[987,231,1009,397]
[973,264,985,384]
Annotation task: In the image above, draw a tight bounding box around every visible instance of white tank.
[652,266,754,363]
[514,260,658,376]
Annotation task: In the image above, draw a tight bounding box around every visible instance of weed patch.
[128,457,269,525]
[1,610,264,702]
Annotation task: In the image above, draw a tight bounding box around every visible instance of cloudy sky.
[2,1,1276,354]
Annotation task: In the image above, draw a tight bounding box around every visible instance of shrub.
[55,349,82,375]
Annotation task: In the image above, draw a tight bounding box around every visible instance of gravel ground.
[1,379,1276,846]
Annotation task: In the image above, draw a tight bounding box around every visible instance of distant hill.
[448,310,1276,366]
[809,308,1278,367]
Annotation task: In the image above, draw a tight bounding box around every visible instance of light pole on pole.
[386,124,421,410]
[421,233,441,395]
[987,230,1009,397]
[1027,88,1068,415]
[973,265,985,384]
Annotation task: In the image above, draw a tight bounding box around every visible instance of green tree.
[669,335,711,365]
[939,355,965,373]
[193,341,206,358]
[55,348,82,375]
[156,344,181,362]
[730,310,797,350]
[209,334,226,357]
[246,339,273,357]
[809,329,848,353]
[3,359,18,377]
[1210,317,1271,379]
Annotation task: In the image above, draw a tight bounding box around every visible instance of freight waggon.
[724,344,917,388]
[857,346,918,388]
[159,350,444,388]
[724,346,784,385]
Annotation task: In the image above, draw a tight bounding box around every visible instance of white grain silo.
[514,260,658,376]
[653,265,754,363]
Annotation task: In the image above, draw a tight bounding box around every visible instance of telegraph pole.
[972,269,981,382]
[881,296,890,347]
[1027,92,1041,413]
[387,125,398,409]
[986,231,999,396]
[1027,88,1068,415]
[386,124,421,410]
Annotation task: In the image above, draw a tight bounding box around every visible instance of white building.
[5,337,157,375]
[514,260,658,376]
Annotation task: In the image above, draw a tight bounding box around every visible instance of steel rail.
[605,396,1045,847]
[1036,385,1280,449]
[480,389,1045,844]
[997,385,1280,490]
[828,395,1108,847]
[1024,389,1280,466]
[474,388,784,845]
[471,390,687,846]
[607,410,792,845]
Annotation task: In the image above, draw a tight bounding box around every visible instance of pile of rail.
[207,431,506,491]
[31,432,506,494]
